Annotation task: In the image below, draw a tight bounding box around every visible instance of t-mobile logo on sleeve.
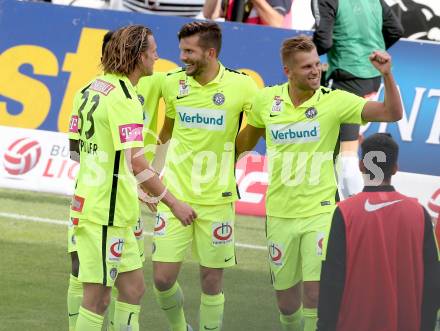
[69,115,79,133]
[119,124,143,143]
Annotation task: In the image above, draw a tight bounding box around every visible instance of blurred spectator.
[110,0,205,17]
[390,0,440,41]
[203,0,292,28]
[312,0,403,200]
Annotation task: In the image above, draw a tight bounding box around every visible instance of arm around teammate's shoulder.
[361,51,403,123]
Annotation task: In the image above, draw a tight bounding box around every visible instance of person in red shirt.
[318,133,440,331]
[203,0,292,28]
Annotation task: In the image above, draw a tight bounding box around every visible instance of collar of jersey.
[282,82,322,108]
[104,73,136,93]
[186,62,225,87]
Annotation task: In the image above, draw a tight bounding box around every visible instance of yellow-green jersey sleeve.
[242,75,259,115]
[108,98,144,151]
[247,89,267,128]
[335,90,368,125]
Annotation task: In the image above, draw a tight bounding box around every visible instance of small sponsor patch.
[212,222,233,245]
[305,107,318,119]
[154,214,167,236]
[316,232,325,256]
[71,234,76,245]
[90,79,115,96]
[320,200,331,206]
[109,267,118,280]
[268,242,283,266]
[69,115,79,133]
[108,238,124,262]
[137,94,145,105]
[213,92,225,105]
[178,79,189,97]
[68,217,79,228]
[71,195,85,212]
[222,192,232,197]
[271,96,283,113]
[133,218,144,240]
[119,124,143,143]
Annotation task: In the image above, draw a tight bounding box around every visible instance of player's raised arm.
[361,50,403,123]
[235,124,265,160]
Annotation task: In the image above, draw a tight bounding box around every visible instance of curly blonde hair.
[101,25,152,75]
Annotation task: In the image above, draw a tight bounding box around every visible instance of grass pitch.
[0,188,280,331]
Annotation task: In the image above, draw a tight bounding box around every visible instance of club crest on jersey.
[109,267,118,280]
[316,232,325,256]
[108,238,124,262]
[212,222,233,245]
[137,94,145,106]
[154,214,167,236]
[178,80,189,97]
[305,107,318,119]
[268,242,283,266]
[212,92,225,106]
[90,79,115,96]
[271,96,283,113]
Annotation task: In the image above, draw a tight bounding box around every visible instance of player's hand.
[170,201,197,226]
[369,50,392,75]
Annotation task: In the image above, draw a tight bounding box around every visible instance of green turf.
[0,188,280,331]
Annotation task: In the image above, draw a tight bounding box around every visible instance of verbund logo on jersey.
[3,138,42,175]
[269,122,320,144]
[177,107,226,131]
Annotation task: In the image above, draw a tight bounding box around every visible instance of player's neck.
[288,83,315,107]
[194,61,220,86]
[127,70,142,87]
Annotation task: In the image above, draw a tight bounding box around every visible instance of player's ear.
[283,65,289,78]
[391,163,398,175]
[359,159,366,173]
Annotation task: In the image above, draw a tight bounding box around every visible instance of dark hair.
[101,25,152,75]
[102,31,113,56]
[281,35,316,65]
[178,21,222,56]
[361,133,399,181]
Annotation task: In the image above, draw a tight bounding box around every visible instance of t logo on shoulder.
[119,124,143,143]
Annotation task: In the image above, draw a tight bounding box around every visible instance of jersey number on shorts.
[78,91,100,139]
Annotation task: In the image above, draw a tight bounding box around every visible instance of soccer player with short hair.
[236,35,402,331]
[318,133,440,331]
[68,25,196,331]
[152,21,258,331]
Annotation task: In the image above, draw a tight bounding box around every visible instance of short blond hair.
[281,35,316,65]
[101,25,152,75]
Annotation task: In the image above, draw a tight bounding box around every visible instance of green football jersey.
[161,63,258,205]
[247,83,367,218]
[68,73,144,227]
[136,72,165,162]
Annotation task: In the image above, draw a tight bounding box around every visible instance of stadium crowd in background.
[203,0,293,28]
[312,0,404,200]
[318,133,440,331]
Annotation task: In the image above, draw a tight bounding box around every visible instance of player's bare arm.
[152,116,175,174]
[69,139,80,162]
[127,146,197,225]
[235,124,265,160]
[361,51,403,123]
